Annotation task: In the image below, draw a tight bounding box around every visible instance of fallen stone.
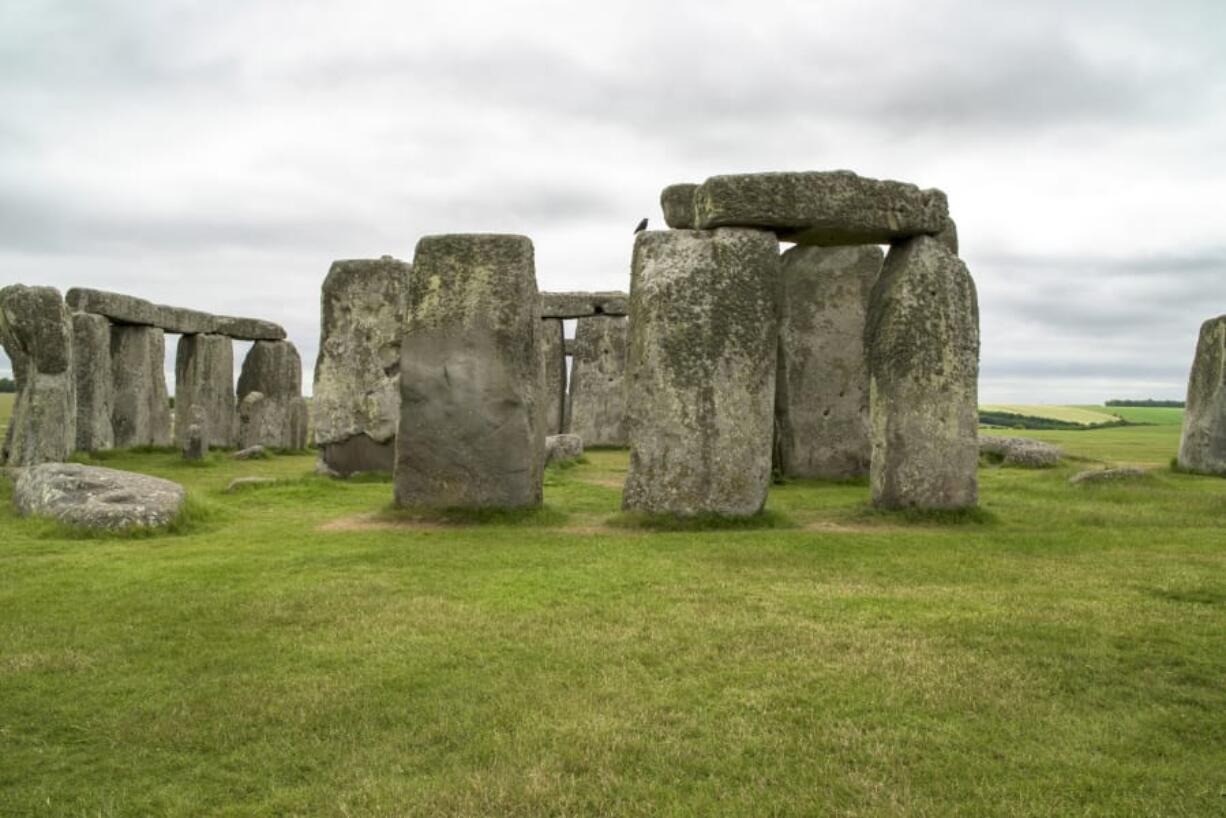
[71,312,114,453]
[866,235,979,509]
[232,445,267,460]
[693,170,949,246]
[979,436,1062,468]
[13,462,185,530]
[539,318,567,435]
[622,228,781,516]
[236,341,307,450]
[64,287,285,340]
[174,334,235,449]
[545,433,584,465]
[540,291,629,319]
[774,245,883,479]
[568,314,628,447]
[0,285,76,466]
[225,476,277,492]
[110,325,172,448]
[660,183,698,229]
[182,405,208,461]
[1177,314,1226,476]
[395,233,544,509]
[312,256,411,474]
[1069,467,1149,485]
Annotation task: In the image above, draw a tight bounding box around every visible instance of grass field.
[3,421,1226,816]
[980,404,1121,426]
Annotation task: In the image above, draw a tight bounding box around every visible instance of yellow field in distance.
[980,404,1119,426]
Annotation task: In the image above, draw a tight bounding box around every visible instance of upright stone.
[312,256,411,474]
[395,234,543,509]
[72,312,114,452]
[568,315,629,447]
[539,318,567,435]
[622,229,781,516]
[775,245,884,479]
[182,405,208,461]
[175,334,235,449]
[0,285,75,465]
[1177,315,1226,475]
[660,183,698,229]
[110,325,172,448]
[236,340,308,450]
[865,235,979,509]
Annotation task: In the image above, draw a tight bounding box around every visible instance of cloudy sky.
[2,0,1223,403]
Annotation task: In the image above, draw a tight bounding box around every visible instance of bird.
[633,218,648,233]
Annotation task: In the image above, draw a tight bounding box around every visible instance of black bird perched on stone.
[633,218,648,233]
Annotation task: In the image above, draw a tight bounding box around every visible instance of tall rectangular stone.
[236,340,307,450]
[72,312,114,452]
[1177,315,1226,475]
[622,229,781,517]
[0,285,76,465]
[175,334,236,449]
[775,245,883,479]
[568,314,628,447]
[110,325,172,448]
[539,318,567,435]
[395,234,543,509]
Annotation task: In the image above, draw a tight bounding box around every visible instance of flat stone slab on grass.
[1069,467,1149,485]
[539,291,629,319]
[979,436,1062,468]
[13,463,185,530]
[693,170,948,246]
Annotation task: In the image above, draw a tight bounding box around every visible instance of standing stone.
[865,235,979,509]
[236,340,308,450]
[110,325,172,448]
[1177,315,1226,475]
[660,183,698,229]
[568,315,629,447]
[539,318,567,435]
[0,285,76,465]
[175,334,235,449]
[395,234,543,509]
[182,405,208,461]
[775,245,884,479]
[312,256,411,474]
[622,229,781,516]
[72,312,114,453]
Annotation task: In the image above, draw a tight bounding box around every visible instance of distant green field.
[980,404,1120,426]
[1076,405,1186,426]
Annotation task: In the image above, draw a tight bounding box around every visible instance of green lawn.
[3,424,1226,816]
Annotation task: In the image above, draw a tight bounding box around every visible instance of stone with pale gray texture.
[934,218,959,255]
[175,334,235,449]
[568,315,628,447]
[72,312,114,452]
[539,291,628,319]
[774,245,883,479]
[545,433,583,465]
[539,319,567,435]
[0,285,76,466]
[622,229,781,516]
[65,287,285,340]
[1177,314,1226,476]
[182,405,208,461]
[979,436,1061,468]
[660,183,698,229]
[313,256,411,474]
[14,462,185,530]
[237,341,307,450]
[866,235,979,510]
[210,316,286,342]
[232,445,266,460]
[395,234,544,509]
[110,325,172,448]
[1069,467,1149,485]
[693,170,949,246]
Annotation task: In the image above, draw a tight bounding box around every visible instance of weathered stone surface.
[65,287,285,339]
[1069,467,1149,485]
[174,334,235,449]
[979,436,1061,468]
[66,288,158,326]
[540,291,629,319]
[395,233,544,509]
[0,285,76,465]
[660,183,698,229]
[774,245,883,479]
[211,315,286,342]
[182,405,208,461]
[225,476,276,492]
[545,433,584,465]
[539,318,567,435]
[622,229,781,516]
[568,315,628,447]
[14,462,184,530]
[312,256,411,474]
[110,325,172,448]
[71,312,114,452]
[866,235,979,509]
[232,445,266,460]
[934,218,959,255]
[693,170,949,246]
[1177,315,1226,476]
[236,341,307,450]
[563,337,575,357]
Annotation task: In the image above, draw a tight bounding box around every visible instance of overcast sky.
[2,0,1223,403]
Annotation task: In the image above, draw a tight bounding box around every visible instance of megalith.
[539,318,567,435]
[660,183,698,229]
[394,234,544,509]
[865,235,979,509]
[72,312,114,452]
[568,314,628,447]
[775,245,884,479]
[1177,315,1226,475]
[621,228,781,516]
[312,256,411,475]
[0,285,76,466]
[174,334,235,449]
[182,405,208,461]
[110,325,172,448]
[237,340,308,450]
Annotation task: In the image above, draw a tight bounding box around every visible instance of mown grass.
[2,425,1226,816]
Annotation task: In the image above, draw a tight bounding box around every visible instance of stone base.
[321,434,396,475]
